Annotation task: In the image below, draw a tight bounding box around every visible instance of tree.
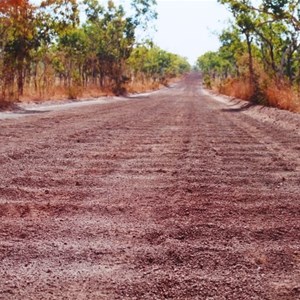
[199,0,300,110]
[219,27,245,77]
[219,0,262,101]
[0,0,39,99]
[0,0,80,101]
[128,45,190,87]
[0,0,191,104]
[83,0,157,94]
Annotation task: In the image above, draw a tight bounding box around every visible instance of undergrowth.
[210,77,300,113]
[0,77,179,109]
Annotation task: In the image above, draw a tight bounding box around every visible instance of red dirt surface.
[0,73,300,299]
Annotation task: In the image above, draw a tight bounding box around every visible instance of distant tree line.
[0,0,190,103]
[197,0,300,111]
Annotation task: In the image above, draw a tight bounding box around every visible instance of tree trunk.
[246,33,260,103]
[246,33,255,86]
[17,60,24,99]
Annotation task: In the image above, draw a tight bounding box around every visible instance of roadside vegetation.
[197,0,300,112]
[0,0,190,107]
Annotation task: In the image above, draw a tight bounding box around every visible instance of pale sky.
[31,0,230,65]
[154,0,230,64]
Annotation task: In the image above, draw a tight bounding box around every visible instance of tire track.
[0,73,299,300]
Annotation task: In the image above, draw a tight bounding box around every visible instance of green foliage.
[0,0,169,101]
[201,0,300,105]
[131,0,157,28]
[197,51,231,79]
[0,0,80,100]
[128,45,190,84]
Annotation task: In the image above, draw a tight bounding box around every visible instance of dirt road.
[1,73,300,299]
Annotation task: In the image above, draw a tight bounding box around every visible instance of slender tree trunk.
[17,59,25,99]
[34,63,38,92]
[246,33,255,86]
[246,33,260,103]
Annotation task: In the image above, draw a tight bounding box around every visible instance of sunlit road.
[1,74,300,299]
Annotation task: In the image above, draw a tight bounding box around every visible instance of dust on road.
[1,73,300,299]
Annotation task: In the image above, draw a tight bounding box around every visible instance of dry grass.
[215,78,254,101]
[18,85,113,104]
[264,83,300,112]
[214,77,300,113]
[0,74,185,109]
[126,76,182,94]
[3,79,167,107]
[81,86,114,98]
[125,80,160,94]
